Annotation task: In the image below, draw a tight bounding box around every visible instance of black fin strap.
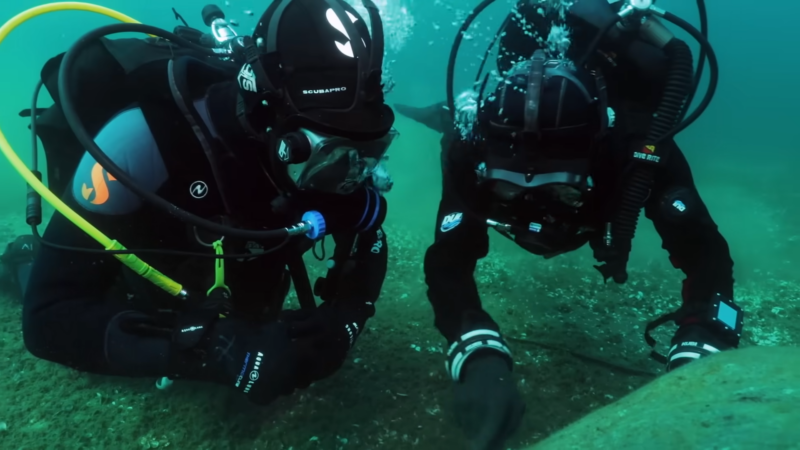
[643,302,709,364]
[644,310,679,364]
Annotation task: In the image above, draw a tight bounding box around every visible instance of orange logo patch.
[81,162,117,205]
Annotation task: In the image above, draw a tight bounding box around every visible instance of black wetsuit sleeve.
[644,140,734,306]
[322,228,388,319]
[423,141,496,343]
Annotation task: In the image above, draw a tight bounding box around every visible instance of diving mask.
[277,128,397,195]
[478,163,592,208]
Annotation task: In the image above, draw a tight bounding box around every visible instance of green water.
[0,1,798,449]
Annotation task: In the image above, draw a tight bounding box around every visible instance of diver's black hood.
[207,80,262,150]
[477,59,607,176]
[242,0,395,140]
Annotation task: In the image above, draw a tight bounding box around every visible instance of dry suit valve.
[486,219,512,233]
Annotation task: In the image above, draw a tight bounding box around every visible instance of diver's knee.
[21,311,51,361]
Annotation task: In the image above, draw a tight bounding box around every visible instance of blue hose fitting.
[302,210,326,239]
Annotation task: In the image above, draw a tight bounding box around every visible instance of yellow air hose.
[0,2,185,296]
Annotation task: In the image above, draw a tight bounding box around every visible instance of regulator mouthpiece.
[617,0,655,31]
[202,4,237,46]
[202,4,224,27]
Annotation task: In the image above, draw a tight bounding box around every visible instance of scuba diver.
[17,0,396,407]
[396,0,743,448]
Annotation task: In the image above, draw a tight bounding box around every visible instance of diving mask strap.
[235,36,276,129]
[523,50,546,136]
[241,36,274,96]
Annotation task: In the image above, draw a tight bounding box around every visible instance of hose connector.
[200,3,245,61]
[618,0,654,18]
[202,4,237,46]
[486,219,512,233]
[617,0,654,31]
[26,170,43,226]
[284,211,327,239]
[301,210,327,240]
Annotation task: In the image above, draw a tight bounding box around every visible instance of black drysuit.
[420,5,734,344]
[423,136,734,343]
[22,77,388,378]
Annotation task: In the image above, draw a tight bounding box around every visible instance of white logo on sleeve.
[237,64,257,92]
[440,212,463,232]
[326,8,365,58]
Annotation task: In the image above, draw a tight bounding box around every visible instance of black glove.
[169,311,297,405]
[282,302,371,388]
[453,353,526,450]
[666,322,739,372]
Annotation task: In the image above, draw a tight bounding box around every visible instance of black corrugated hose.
[644,40,694,143]
[600,39,694,284]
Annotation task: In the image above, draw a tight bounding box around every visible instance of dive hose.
[0,2,184,296]
[28,70,284,260]
[57,22,320,241]
[26,80,45,228]
[446,0,495,119]
[684,0,708,122]
[653,7,718,139]
[599,12,716,283]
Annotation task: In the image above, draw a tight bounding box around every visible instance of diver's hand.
[666,322,737,372]
[453,353,526,450]
[170,315,297,406]
[282,302,370,388]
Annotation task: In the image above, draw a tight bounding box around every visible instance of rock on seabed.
[528,346,800,450]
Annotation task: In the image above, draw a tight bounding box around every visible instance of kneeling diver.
[20,0,397,407]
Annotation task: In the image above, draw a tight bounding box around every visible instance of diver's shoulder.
[71,107,169,216]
